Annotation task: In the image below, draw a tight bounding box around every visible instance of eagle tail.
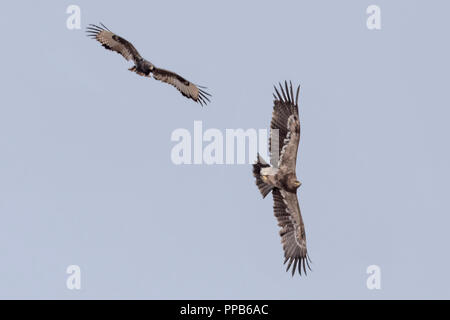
[128,66,149,77]
[253,154,274,198]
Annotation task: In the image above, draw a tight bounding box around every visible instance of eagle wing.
[273,188,310,276]
[86,23,142,64]
[152,67,211,106]
[269,81,300,170]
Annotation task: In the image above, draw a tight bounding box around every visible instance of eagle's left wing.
[273,188,310,276]
[151,68,211,106]
[270,82,300,170]
[86,23,143,64]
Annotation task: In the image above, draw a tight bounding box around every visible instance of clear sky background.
[0,0,449,299]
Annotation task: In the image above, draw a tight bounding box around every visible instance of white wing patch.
[277,114,296,168]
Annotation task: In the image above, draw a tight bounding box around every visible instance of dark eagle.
[253,81,311,276]
[86,23,211,106]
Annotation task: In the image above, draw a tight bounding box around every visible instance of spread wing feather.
[269,82,300,168]
[152,68,211,106]
[273,189,311,276]
[86,23,142,64]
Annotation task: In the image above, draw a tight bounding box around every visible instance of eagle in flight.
[86,23,211,106]
[253,81,311,276]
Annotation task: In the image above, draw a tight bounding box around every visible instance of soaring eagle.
[253,81,311,276]
[86,23,211,106]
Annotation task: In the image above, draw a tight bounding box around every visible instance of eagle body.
[86,23,211,106]
[261,167,299,194]
[252,82,310,276]
[133,59,154,77]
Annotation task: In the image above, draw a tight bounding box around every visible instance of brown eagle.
[253,81,311,276]
[86,23,211,106]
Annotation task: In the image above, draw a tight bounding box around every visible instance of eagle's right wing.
[151,67,211,106]
[86,23,143,64]
[273,188,310,276]
[269,82,300,170]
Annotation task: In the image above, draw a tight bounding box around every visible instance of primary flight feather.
[253,81,311,276]
[86,23,211,106]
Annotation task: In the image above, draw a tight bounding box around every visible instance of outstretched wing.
[273,188,310,276]
[269,81,300,170]
[86,23,142,64]
[152,67,211,106]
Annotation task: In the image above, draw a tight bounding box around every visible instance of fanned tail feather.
[252,154,274,198]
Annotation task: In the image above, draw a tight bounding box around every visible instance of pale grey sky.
[0,0,449,299]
